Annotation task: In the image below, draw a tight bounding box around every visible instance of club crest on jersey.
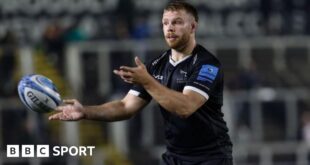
[197,65,219,82]
[180,70,187,78]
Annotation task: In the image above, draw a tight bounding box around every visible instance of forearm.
[83,100,132,121]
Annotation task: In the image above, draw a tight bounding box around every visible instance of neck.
[171,39,196,62]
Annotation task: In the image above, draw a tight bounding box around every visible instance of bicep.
[183,88,207,110]
[121,92,149,115]
[183,62,222,107]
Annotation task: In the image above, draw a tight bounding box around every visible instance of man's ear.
[191,22,197,33]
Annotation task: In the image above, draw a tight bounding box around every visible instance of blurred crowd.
[0,30,17,97]
[1,0,310,164]
[0,0,310,43]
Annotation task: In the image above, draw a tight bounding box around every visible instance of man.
[49,1,233,164]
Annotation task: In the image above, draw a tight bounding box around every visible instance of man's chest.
[151,63,192,91]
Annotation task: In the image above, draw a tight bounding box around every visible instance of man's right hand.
[49,99,85,121]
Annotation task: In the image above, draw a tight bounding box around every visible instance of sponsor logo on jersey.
[152,52,167,66]
[197,65,219,82]
[153,74,163,80]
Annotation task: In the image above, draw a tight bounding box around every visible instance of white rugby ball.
[17,74,62,113]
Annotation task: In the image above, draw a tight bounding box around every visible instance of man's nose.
[167,24,174,32]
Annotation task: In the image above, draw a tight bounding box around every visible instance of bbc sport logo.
[6,145,95,157]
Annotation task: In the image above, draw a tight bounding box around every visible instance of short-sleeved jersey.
[129,44,232,160]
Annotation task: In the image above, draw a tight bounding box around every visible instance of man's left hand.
[113,56,153,85]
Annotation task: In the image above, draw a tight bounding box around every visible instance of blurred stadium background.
[0,0,310,164]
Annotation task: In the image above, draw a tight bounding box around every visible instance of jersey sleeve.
[184,62,222,100]
[129,85,152,102]
[128,61,152,102]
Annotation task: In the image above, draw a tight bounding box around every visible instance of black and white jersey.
[129,44,232,160]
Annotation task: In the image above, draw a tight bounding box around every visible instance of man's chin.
[166,41,178,49]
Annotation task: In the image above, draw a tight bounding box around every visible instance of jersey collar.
[169,55,192,67]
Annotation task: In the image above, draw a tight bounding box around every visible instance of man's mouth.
[166,34,178,40]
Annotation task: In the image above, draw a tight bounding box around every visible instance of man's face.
[162,10,195,50]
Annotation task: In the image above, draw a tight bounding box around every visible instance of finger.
[120,66,135,72]
[49,113,63,120]
[113,69,120,75]
[119,74,133,82]
[55,106,64,111]
[124,79,133,84]
[113,69,123,76]
[121,71,132,78]
[55,103,74,111]
[135,56,143,66]
[114,69,133,78]
[59,114,68,121]
[63,111,72,120]
[55,103,72,111]
[58,112,72,121]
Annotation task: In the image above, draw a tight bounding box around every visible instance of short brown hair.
[164,1,199,22]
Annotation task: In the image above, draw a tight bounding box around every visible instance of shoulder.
[191,44,221,68]
[145,49,170,67]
